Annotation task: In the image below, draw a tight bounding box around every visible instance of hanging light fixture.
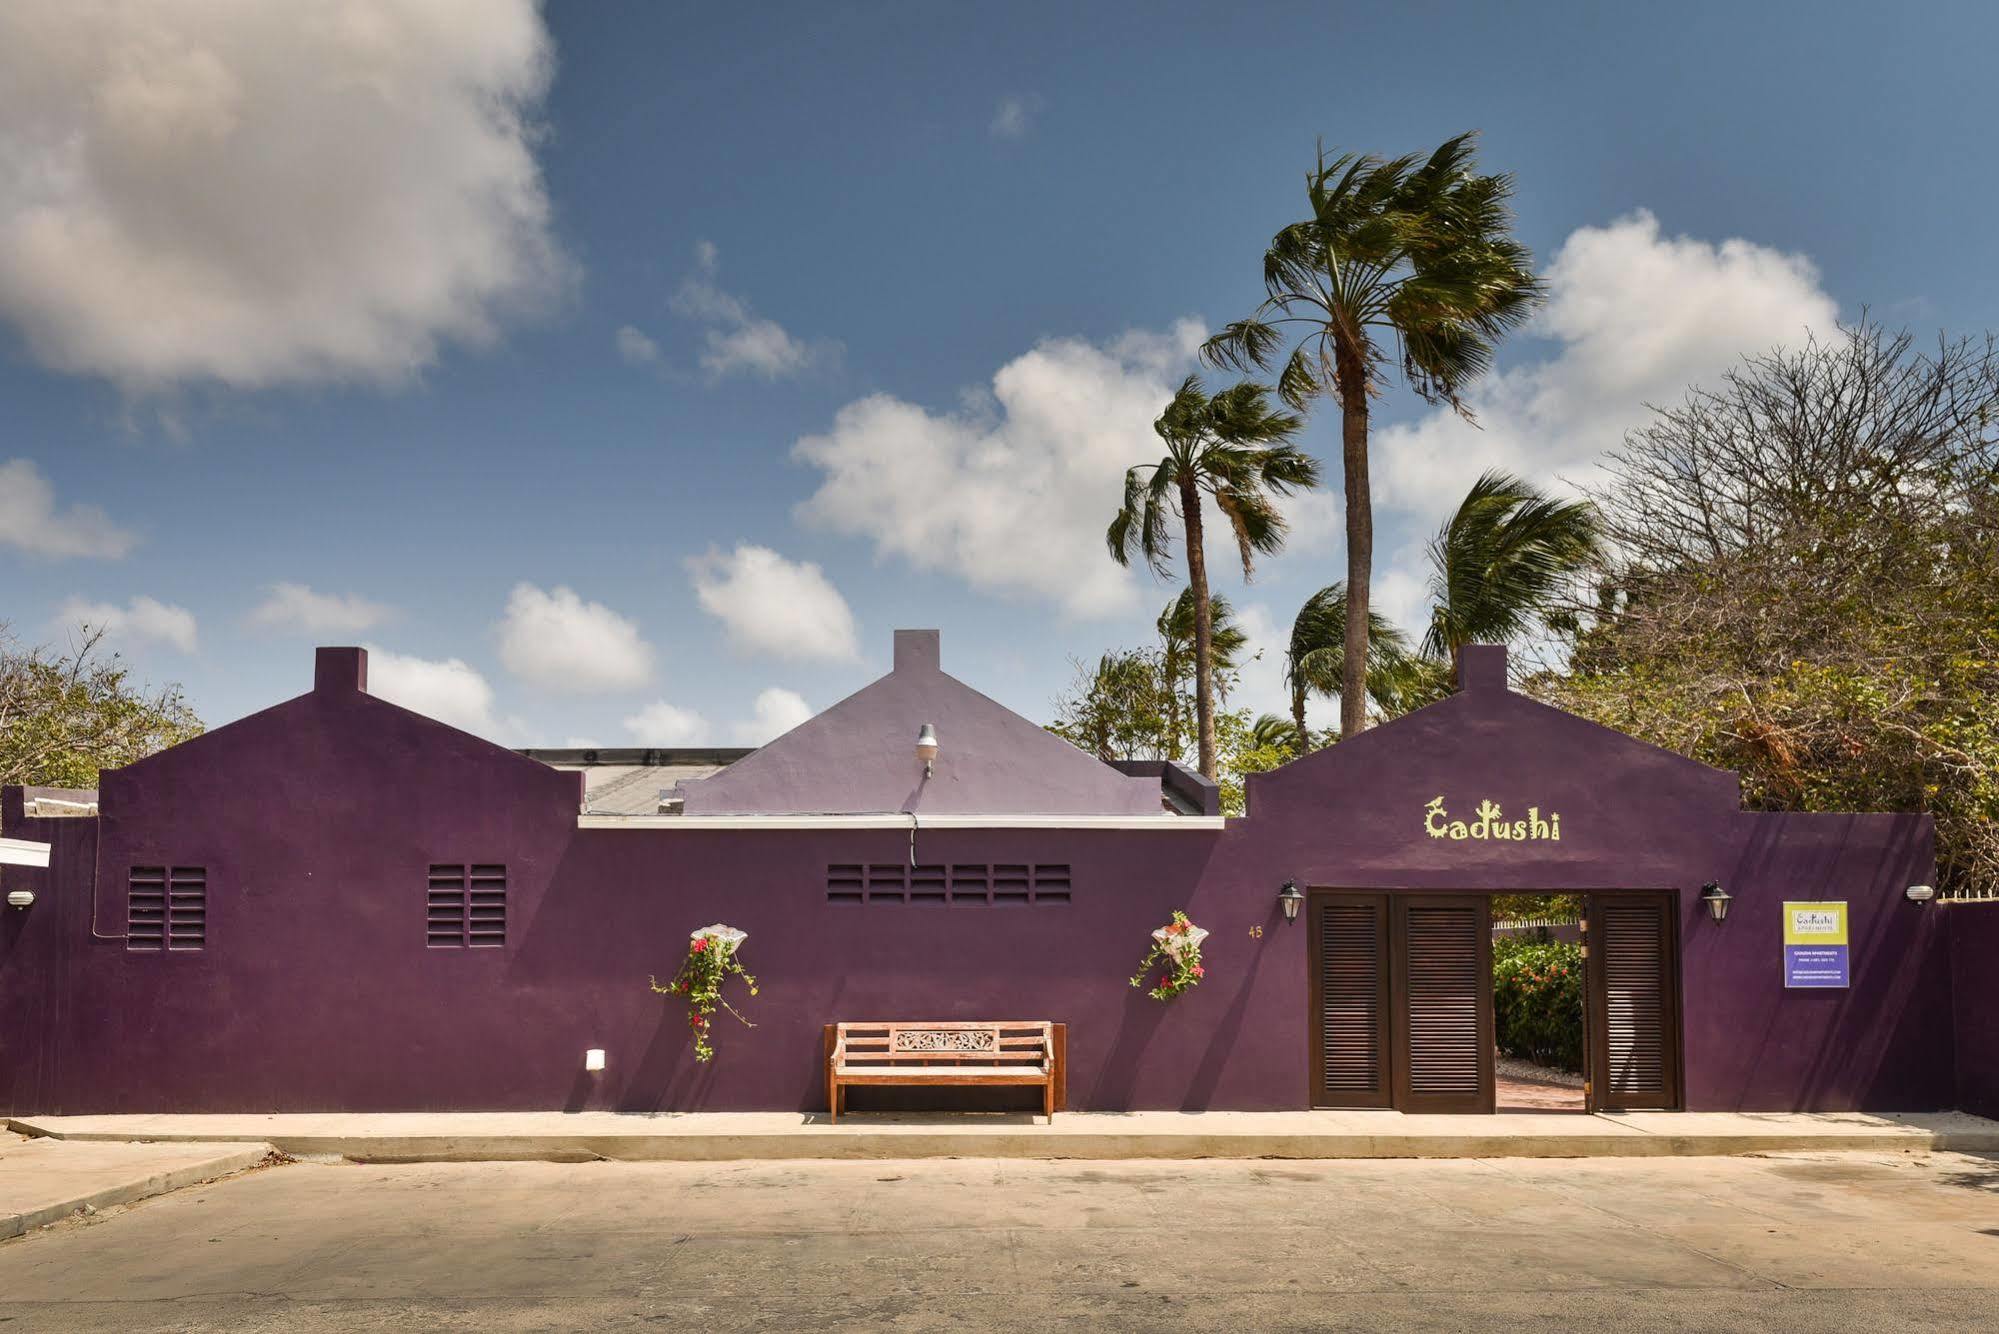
[1277,880,1305,923]
[1700,881,1732,923]
[915,723,939,777]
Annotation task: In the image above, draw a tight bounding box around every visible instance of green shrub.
[1492,937,1584,1073]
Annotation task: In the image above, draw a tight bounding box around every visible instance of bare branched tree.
[1542,321,1999,895]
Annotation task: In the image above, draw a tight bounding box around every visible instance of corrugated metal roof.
[517,749,752,816]
[22,786,99,818]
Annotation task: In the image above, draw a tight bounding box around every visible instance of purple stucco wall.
[1950,906,1999,1118]
[0,644,1964,1115]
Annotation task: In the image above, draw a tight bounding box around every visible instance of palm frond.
[1423,470,1603,659]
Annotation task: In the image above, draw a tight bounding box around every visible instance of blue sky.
[3,1,1993,747]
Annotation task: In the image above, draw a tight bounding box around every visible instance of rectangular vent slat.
[426,864,504,949]
[129,865,205,951]
[827,862,1073,905]
[1318,903,1386,1097]
[1596,899,1677,1106]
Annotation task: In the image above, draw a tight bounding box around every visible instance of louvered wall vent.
[826,863,1071,904]
[127,866,206,951]
[428,864,506,948]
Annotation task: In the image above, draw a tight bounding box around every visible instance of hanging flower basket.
[1130,910,1207,1002]
[650,923,758,1061]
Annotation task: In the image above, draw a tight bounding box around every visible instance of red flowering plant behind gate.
[1129,910,1208,1001]
[650,925,758,1061]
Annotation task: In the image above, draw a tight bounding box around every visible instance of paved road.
[2,1151,1996,1330]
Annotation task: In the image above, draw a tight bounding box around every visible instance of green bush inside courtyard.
[1492,936,1584,1073]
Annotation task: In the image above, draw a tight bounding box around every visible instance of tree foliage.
[0,625,204,789]
[1107,376,1315,778]
[1425,469,1601,663]
[1204,132,1542,737]
[1540,322,1999,895]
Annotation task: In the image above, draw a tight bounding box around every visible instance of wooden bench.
[824,1022,1066,1123]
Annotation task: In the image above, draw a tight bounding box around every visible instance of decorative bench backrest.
[894,1027,997,1054]
[834,1021,1051,1068]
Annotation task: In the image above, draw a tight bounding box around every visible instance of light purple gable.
[676,630,1164,816]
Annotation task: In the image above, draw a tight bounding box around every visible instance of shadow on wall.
[1181,926,1271,1111]
[616,1013,709,1113]
[1089,983,1168,1109]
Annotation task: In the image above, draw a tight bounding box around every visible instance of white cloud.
[57,594,197,653]
[794,320,1207,617]
[0,459,138,559]
[672,241,833,380]
[990,94,1040,140]
[733,687,813,744]
[688,544,859,662]
[0,1,568,389]
[248,582,392,635]
[623,699,708,746]
[1372,210,1840,524]
[1229,602,1292,724]
[497,583,655,693]
[364,647,501,737]
[615,324,659,365]
[1371,565,1431,644]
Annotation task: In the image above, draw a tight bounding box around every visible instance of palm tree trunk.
[1179,477,1217,779]
[1161,640,1181,761]
[1291,678,1311,756]
[1337,339,1372,739]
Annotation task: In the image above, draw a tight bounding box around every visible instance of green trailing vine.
[650,928,758,1061]
[1129,910,1206,1001]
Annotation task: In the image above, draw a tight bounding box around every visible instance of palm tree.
[1283,582,1421,753]
[1202,132,1542,740]
[1157,588,1247,760]
[1424,470,1602,669]
[1108,377,1317,779]
[1249,712,1301,756]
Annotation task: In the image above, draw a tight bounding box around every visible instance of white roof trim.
[578,813,1226,831]
[0,836,52,868]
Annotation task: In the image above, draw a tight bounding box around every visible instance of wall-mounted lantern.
[1699,881,1732,923]
[5,889,34,910]
[1906,884,1936,906]
[1277,880,1304,923]
[915,723,939,777]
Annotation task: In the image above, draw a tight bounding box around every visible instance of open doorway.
[1308,889,1683,1113]
[1492,904,1587,1112]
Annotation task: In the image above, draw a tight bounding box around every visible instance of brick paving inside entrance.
[1495,1075,1588,1112]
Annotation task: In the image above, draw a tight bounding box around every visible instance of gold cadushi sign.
[1424,796,1562,842]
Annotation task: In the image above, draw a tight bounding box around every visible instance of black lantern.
[1700,881,1732,923]
[1278,880,1305,923]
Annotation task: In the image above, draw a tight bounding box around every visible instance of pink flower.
[691,938,708,953]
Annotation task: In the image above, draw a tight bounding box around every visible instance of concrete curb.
[12,1116,1998,1164]
[0,1141,273,1240]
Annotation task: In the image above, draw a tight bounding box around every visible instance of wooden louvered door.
[1390,895,1494,1114]
[1308,892,1392,1108]
[1588,893,1682,1110]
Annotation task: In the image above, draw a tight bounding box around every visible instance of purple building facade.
[0,632,1985,1117]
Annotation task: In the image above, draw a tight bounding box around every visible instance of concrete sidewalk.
[12,1109,1999,1163]
[0,1130,271,1239]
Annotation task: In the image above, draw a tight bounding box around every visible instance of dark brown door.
[1390,895,1494,1114]
[1588,893,1683,1110]
[1308,892,1392,1108]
